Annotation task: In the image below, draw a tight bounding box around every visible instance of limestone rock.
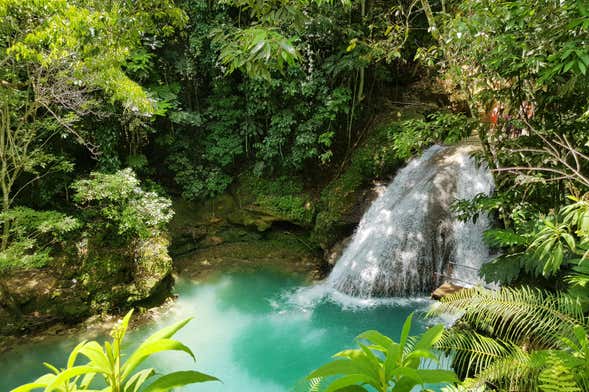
[431,282,464,300]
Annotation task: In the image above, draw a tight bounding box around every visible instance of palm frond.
[429,287,584,349]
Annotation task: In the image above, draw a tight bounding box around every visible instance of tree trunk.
[420,0,439,40]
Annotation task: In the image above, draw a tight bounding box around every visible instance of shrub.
[72,169,174,239]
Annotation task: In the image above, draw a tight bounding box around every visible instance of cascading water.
[324,144,494,298]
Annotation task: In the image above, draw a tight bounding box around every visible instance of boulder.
[431,282,464,300]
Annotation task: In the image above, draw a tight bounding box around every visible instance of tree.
[0,0,186,250]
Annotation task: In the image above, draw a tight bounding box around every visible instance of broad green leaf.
[80,341,111,371]
[404,349,439,364]
[414,325,445,351]
[143,317,192,344]
[46,365,103,392]
[416,369,458,384]
[308,360,367,379]
[325,375,370,392]
[562,233,577,252]
[67,340,88,369]
[358,330,394,350]
[124,367,155,392]
[141,370,220,392]
[399,313,414,350]
[10,374,56,392]
[121,339,195,380]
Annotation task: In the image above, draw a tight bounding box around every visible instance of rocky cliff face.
[0,234,173,337]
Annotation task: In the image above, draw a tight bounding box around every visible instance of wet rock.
[325,235,353,266]
[431,282,464,300]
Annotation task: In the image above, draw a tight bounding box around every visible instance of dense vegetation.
[2,0,589,391]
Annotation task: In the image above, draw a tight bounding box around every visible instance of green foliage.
[427,0,589,208]
[430,287,589,391]
[11,310,219,392]
[462,193,589,295]
[389,112,475,160]
[163,69,351,199]
[0,207,80,269]
[303,313,457,391]
[214,27,300,80]
[1,0,186,115]
[157,0,429,200]
[237,174,315,225]
[72,169,174,240]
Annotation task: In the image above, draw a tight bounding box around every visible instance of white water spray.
[322,144,494,298]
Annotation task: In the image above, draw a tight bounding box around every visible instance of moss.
[68,233,173,313]
[310,123,403,248]
[175,230,322,280]
[235,174,315,227]
[226,209,276,231]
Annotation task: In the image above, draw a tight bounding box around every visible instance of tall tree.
[0,0,186,249]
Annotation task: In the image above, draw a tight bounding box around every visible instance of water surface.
[1,269,433,391]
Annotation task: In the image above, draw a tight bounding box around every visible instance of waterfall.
[325,145,494,298]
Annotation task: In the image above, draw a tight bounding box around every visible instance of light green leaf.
[141,370,220,392]
[121,339,195,380]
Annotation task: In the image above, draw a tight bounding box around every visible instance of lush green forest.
[2,0,589,390]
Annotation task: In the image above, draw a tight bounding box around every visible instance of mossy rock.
[175,231,323,280]
[310,123,404,249]
[0,269,91,335]
[234,174,315,227]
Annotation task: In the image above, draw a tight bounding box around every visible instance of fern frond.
[469,347,582,391]
[536,349,588,392]
[472,346,541,391]
[435,328,515,378]
[291,376,328,392]
[429,287,584,349]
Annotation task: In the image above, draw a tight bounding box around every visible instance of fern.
[430,287,589,391]
[472,347,540,391]
[435,328,515,378]
[292,377,329,392]
[537,350,584,392]
[429,287,584,349]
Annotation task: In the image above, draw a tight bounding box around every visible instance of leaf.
[579,60,587,75]
[67,340,89,369]
[80,341,110,372]
[121,339,195,380]
[414,325,445,351]
[417,369,458,384]
[141,370,220,392]
[325,375,370,392]
[308,360,366,379]
[125,368,155,392]
[9,374,56,392]
[394,319,408,351]
[357,330,394,350]
[46,365,103,392]
[143,317,192,344]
